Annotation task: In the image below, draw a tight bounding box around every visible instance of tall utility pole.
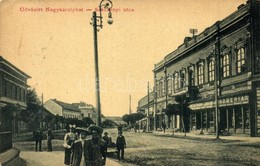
[129,95,132,114]
[214,24,220,139]
[41,93,44,129]
[164,66,168,127]
[147,82,150,132]
[153,69,157,131]
[92,11,102,127]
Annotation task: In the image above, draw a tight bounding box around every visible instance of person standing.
[63,124,77,166]
[116,131,126,161]
[84,125,105,166]
[71,128,89,166]
[117,124,122,133]
[34,128,43,152]
[47,128,53,152]
[102,132,110,164]
[162,122,166,133]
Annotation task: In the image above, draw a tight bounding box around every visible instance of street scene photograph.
[0,0,260,165]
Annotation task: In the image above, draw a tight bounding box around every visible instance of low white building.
[44,99,82,120]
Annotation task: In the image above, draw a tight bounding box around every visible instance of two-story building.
[44,99,82,120]
[0,56,30,165]
[153,0,260,137]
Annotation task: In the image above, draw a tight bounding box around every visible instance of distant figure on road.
[117,124,123,133]
[46,128,53,152]
[63,124,77,166]
[85,125,105,166]
[34,128,43,152]
[133,123,137,133]
[116,131,126,161]
[102,132,110,164]
[162,122,166,133]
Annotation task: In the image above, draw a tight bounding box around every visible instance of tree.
[25,89,42,130]
[82,117,94,126]
[165,104,180,127]
[122,114,130,125]
[122,113,145,125]
[102,119,117,128]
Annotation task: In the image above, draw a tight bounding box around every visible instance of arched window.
[167,74,173,94]
[237,48,245,74]
[188,69,194,86]
[180,70,185,89]
[222,54,230,78]
[198,64,204,85]
[174,72,179,91]
[208,60,215,82]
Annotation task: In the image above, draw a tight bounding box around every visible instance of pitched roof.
[52,99,80,112]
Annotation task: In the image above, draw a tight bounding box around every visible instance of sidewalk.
[153,129,260,142]
[19,150,123,166]
[106,158,123,166]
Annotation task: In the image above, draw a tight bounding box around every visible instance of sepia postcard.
[0,0,260,165]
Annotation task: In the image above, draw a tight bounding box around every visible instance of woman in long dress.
[63,124,77,166]
[71,128,90,166]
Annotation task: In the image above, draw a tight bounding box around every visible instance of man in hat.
[63,124,77,166]
[46,127,53,152]
[84,125,105,166]
[34,128,43,152]
[116,131,126,161]
[102,132,110,164]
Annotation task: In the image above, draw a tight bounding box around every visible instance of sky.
[0,0,246,116]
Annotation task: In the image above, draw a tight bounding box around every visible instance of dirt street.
[14,129,260,166]
[107,129,260,166]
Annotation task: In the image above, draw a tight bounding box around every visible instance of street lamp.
[90,0,113,127]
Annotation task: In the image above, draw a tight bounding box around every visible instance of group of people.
[34,128,53,152]
[64,124,126,166]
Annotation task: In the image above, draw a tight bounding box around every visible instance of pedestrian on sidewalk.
[46,128,53,152]
[162,122,166,133]
[34,128,43,152]
[116,131,126,161]
[63,124,77,166]
[102,132,110,164]
[71,127,90,166]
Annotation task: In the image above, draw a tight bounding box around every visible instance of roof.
[0,56,31,78]
[154,2,250,71]
[72,102,94,109]
[53,99,80,112]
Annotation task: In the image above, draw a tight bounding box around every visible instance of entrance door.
[219,109,227,132]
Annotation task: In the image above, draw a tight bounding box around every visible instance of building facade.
[153,0,260,136]
[0,56,30,152]
[72,102,97,124]
[44,99,82,120]
[137,91,154,131]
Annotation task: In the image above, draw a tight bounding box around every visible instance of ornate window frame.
[197,59,205,88]
[221,45,232,78]
[234,38,246,74]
